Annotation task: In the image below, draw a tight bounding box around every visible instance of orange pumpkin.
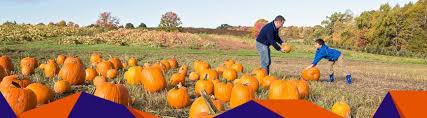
[199,69,218,81]
[215,66,225,75]
[90,53,102,66]
[20,57,38,76]
[167,58,178,69]
[224,59,235,69]
[85,68,97,81]
[268,80,299,100]
[54,80,71,94]
[26,83,53,105]
[109,57,122,70]
[231,63,244,73]
[94,82,130,106]
[56,55,66,65]
[222,68,237,81]
[0,55,14,75]
[93,76,107,87]
[235,74,259,92]
[332,101,351,118]
[124,66,144,85]
[43,60,59,78]
[167,84,190,109]
[160,60,171,70]
[301,67,320,81]
[58,57,85,85]
[189,97,221,118]
[195,76,214,96]
[194,60,210,73]
[261,76,278,90]
[214,81,233,102]
[288,79,310,99]
[251,68,267,85]
[96,61,114,77]
[178,65,188,75]
[170,73,186,86]
[281,43,292,53]
[229,84,255,108]
[0,82,37,115]
[141,67,166,93]
[0,66,6,82]
[189,72,199,81]
[128,57,138,67]
[106,69,118,79]
[122,63,128,68]
[0,75,32,89]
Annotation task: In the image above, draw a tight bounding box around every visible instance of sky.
[0,0,418,28]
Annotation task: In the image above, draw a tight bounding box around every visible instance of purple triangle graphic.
[373,92,400,118]
[215,100,282,118]
[68,92,135,118]
[0,93,16,118]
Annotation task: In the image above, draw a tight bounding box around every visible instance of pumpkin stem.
[11,81,21,88]
[177,82,182,89]
[90,87,96,94]
[201,90,219,115]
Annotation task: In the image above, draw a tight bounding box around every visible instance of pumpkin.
[43,60,59,78]
[38,64,46,70]
[141,67,166,93]
[143,63,150,68]
[194,112,214,118]
[56,55,66,65]
[109,57,123,70]
[54,80,71,94]
[170,73,186,86]
[26,83,53,105]
[195,76,214,96]
[178,65,188,75]
[20,57,38,76]
[199,69,218,81]
[261,76,278,90]
[301,67,320,81]
[222,68,237,81]
[235,74,259,92]
[160,60,171,70]
[94,82,130,106]
[90,53,102,66]
[96,61,114,77]
[0,55,14,75]
[268,80,299,100]
[229,84,255,108]
[106,69,118,79]
[214,81,233,102]
[224,59,235,69]
[93,76,107,87]
[122,63,128,68]
[288,79,310,99]
[332,101,351,118]
[211,79,220,86]
[251,68,267,85]
[152,63,167,72]
[281,43,292,53]
[85,68,97,81]
[0,75,32,89]
[215,66,225,75]
[128,57,138,67]
[189,72,199,81]
[0,82,37,115]
[231,63,244,73]
[0,66,6,82]
[167,84,190,109]
[168,58,178,69]
[58,57,85,85]
[124,66,144,85]
[194,60,210,73]
[189,96,221,118]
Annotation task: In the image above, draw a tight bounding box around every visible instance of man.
[256,15,286,75]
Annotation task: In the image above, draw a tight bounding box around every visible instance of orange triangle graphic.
[18,92,82,118]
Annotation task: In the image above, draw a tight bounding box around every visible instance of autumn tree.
[158,11,182,32]
[96,12,120,29]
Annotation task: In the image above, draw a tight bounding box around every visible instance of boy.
[305,38,352,84]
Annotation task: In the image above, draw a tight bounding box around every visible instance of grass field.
[2,38,427,118]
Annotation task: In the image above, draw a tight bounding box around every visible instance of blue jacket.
[256,22,283,51]
[312,45,342,65]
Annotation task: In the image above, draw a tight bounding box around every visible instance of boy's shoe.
[329,73,335,82]
[346,74,352,84]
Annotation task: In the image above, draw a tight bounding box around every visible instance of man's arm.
[274,31,284,44]
[267,31,282,51]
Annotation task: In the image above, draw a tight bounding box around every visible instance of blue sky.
[0,0,417,28]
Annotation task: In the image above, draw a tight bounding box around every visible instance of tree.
[125,23,135,29]
[36,23,45,26]
[217,24,232,29]
[3,21,17,25]
[96,12,120,29]
[138,23,147,29]
[158,11,182,32]
[57,20,67,27]
[251,19,268,37]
